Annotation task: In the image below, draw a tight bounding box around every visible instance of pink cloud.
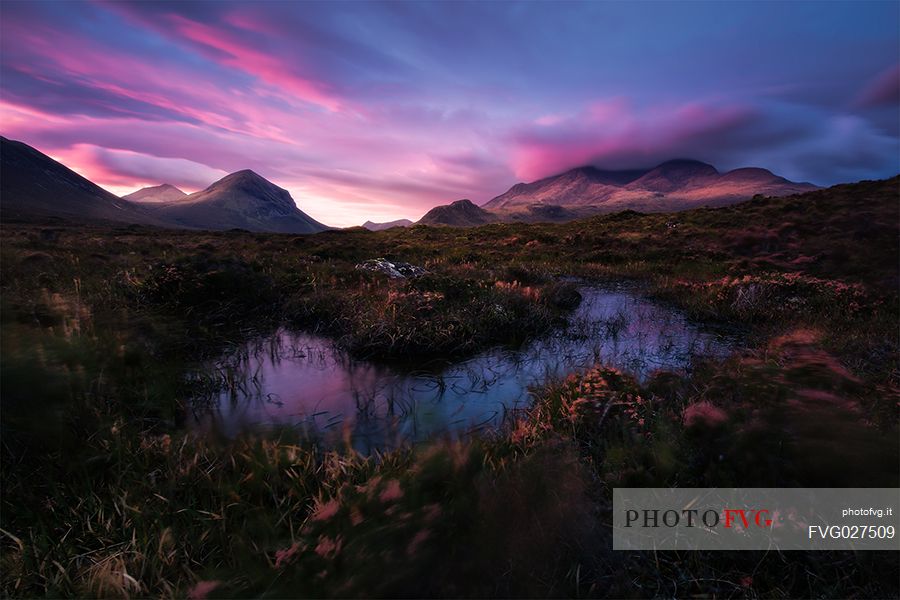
[165,15,344,113]
[51,144,229,194]
[534,114,565,127]
[1,21,304,143]
[510,100,758,180]
[586,97,631,122]
[1,95,513,226]
[855,64,900,108]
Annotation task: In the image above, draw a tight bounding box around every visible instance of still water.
[191,285,736,452]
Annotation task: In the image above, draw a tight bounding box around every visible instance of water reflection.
[191,285,737,452]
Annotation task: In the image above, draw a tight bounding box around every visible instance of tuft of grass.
[284,274,576,360]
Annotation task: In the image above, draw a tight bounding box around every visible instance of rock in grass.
[355,258,427,279]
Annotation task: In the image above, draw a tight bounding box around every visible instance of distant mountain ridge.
[362,219,413,231]
[418,159,817,227]
[0,137,328,233]
[123,183,187,203]
[484,159,817,214]
[0,137,823,232]
[418,199,499,227]
[141,170,328,234]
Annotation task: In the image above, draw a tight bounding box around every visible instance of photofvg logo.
[624,506,773,530]
[613,488,900,550]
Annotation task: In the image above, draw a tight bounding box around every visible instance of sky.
[1,1,898,227]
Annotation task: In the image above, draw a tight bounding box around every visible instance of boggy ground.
[1,177,898,598]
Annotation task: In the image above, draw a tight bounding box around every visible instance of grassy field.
[1,178,898,598]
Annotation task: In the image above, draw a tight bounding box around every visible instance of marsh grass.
[2,178,898,598]
[285,275,571,360]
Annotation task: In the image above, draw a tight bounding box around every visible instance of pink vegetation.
[187,580,221,599]
[683,402,728,428]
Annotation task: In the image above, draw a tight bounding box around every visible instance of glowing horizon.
[1,1,898,227]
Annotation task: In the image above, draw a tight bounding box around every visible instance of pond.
[190,284,738,452]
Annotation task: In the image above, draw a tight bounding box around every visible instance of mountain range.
[484,160,816,213]
[2,137,821,232]
[122,183,187,203]
[362,219,413,231]
[131,170,327,233]
[418,199,500,227]
[0,136,166,226]
[419,159,817,227]
[449,159,816,225]
[1,137,327,234]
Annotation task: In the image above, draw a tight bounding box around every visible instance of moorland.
[1,176,898,598]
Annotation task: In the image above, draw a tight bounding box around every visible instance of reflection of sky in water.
[192,286,737,452]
